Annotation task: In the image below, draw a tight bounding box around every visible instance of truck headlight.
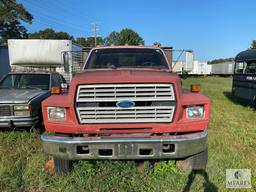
[14,105,31,116]
[186,106,204,119]
[48,107,66,120]
[14,105,29,110]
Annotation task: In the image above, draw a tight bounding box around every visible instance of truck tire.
[54,157,73,175]
[176,148,208,172]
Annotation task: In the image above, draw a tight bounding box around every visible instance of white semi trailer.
[172,60,212,75]
[172,60,234,76]
[190,61,212,75]
[210,62,235,75]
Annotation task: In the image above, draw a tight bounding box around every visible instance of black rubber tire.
[176,148,208,172]
[53,157,73,175]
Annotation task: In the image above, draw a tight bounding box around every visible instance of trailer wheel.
[176,148,208,172]
[54,157,73,175]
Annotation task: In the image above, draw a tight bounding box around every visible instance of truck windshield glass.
[0,74,50,90]
[235,60,256,74]
[84,48,169,69]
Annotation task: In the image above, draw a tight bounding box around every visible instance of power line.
[21,0,104,39]
[32,20,83,37]
[21,0,90,34]
[50,0,91,22]
[35,14,87,33]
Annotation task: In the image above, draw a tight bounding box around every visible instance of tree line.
[208,58,234,64]
[208,41,256,64]
[1,0,256,50]
[27,28,144,47]
[0,0,144,47]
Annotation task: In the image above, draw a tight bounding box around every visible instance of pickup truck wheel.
[53,157,73,175]
[176,148,208,172]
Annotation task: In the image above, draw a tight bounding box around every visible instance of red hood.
[42,68,211,134]
[70,69,180,88]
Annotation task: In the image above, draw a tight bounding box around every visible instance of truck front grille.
[0,105,12,116]
[76,84,175,102]
[76,84,176,124]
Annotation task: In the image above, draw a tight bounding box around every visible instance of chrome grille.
[76,84,175,102]
[77,106,175,123]
[76,84,175,123]
[0,105,12,116]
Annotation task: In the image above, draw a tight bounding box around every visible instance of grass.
[0,77,255,192]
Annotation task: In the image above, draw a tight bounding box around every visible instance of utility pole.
[92,22,98,47]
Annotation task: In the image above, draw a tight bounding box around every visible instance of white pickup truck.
[0,40,83,129]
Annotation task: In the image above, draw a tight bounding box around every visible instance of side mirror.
[61,83,69,93]
[63,52,70,73]
[181,69,188,79]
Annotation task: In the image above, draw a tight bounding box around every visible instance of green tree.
[28,28,73,40]
[119,28,144,45]
[75,37,87,47]
[75,36,104,47]
[208,57,234,64]
[251,40,256,49]
[0,0,33,44]
[104,29,144,46]
[104,31,121,46]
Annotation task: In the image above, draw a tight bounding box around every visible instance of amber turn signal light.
[51,86,61,94]
[191,84,201,93]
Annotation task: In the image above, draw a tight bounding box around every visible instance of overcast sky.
[19,0,256,61]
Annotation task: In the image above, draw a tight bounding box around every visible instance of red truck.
[41,46,210,175]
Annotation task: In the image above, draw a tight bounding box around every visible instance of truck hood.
[0,89,49,104]
[71,69,180,86]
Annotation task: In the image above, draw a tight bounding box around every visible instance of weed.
[0,77,255,192]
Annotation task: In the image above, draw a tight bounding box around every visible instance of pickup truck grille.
[76,84,176,123]
[0,105,12,116]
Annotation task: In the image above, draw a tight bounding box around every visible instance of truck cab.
[233,49,256,105]
[41,46,210,174]
[0,71,65,128]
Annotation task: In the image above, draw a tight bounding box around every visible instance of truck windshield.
[235,60,256,74]
[84,48,169,69]
[0,74,50,90]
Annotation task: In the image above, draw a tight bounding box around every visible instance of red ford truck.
[41,46,210,175]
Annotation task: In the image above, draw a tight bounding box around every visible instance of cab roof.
[91,45,173,50]
[235,49,256,62]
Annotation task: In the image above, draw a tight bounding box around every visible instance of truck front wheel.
[176,148,208,172]
[54,157,73,175]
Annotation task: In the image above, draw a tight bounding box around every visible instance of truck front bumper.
[41,131,208,160]
[0,116,39,128]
